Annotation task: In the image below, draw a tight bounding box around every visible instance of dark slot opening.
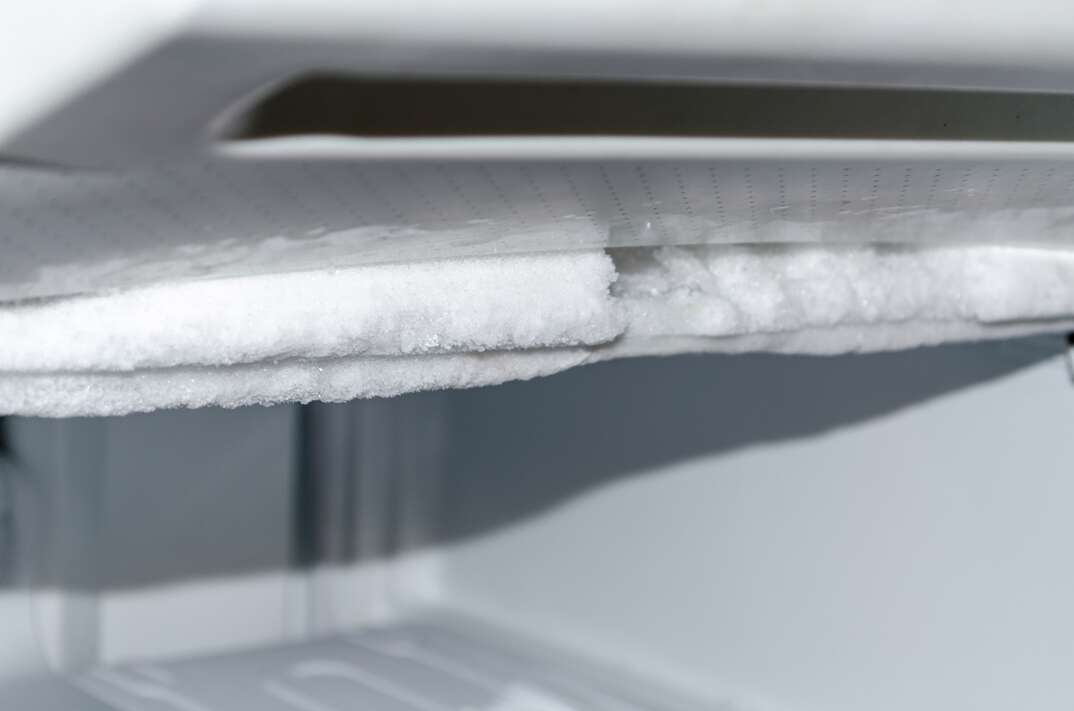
[228,74,1074,143]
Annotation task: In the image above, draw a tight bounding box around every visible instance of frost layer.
[3,244,1073,416]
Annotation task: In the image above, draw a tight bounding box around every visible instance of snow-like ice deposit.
[3,244,1073,416]
[0,251,619,372]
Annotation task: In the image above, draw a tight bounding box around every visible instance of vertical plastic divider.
[0,434,50,680]
[386,392,450,610]
[47,420,106,671]
[0,442,14,591]
[282,402,315,640]
[3,417,107,672]
[292,394,452,637]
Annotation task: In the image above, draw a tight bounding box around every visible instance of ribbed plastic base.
[1,619,684,711]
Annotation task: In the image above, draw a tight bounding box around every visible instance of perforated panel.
[3,156,1074,301]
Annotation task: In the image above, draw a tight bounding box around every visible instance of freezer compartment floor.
[1,619,689,711]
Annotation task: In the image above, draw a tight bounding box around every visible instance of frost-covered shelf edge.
[2,243,1073,417]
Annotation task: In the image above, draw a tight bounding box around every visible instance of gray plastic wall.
[434,338,1074,711]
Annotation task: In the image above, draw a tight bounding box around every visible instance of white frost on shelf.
[612,244,1074,353]
[2,244,1073,416]
[0,252,620,372]
[0,349,593,417]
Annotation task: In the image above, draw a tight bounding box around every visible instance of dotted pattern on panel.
[0,160,1073,300]
[68,622,685,711]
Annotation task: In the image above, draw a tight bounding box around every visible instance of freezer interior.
[5,2,1074,709]
[2,338,1074,711]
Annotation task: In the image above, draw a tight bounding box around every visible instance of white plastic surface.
[14,0,1074,164]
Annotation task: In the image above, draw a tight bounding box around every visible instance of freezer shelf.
[2,619,686,711]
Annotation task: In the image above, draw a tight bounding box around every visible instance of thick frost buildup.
[0,251,619,372]
[0,350,592,417]
[612,245,1074,353]
[2,244,1073,416]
